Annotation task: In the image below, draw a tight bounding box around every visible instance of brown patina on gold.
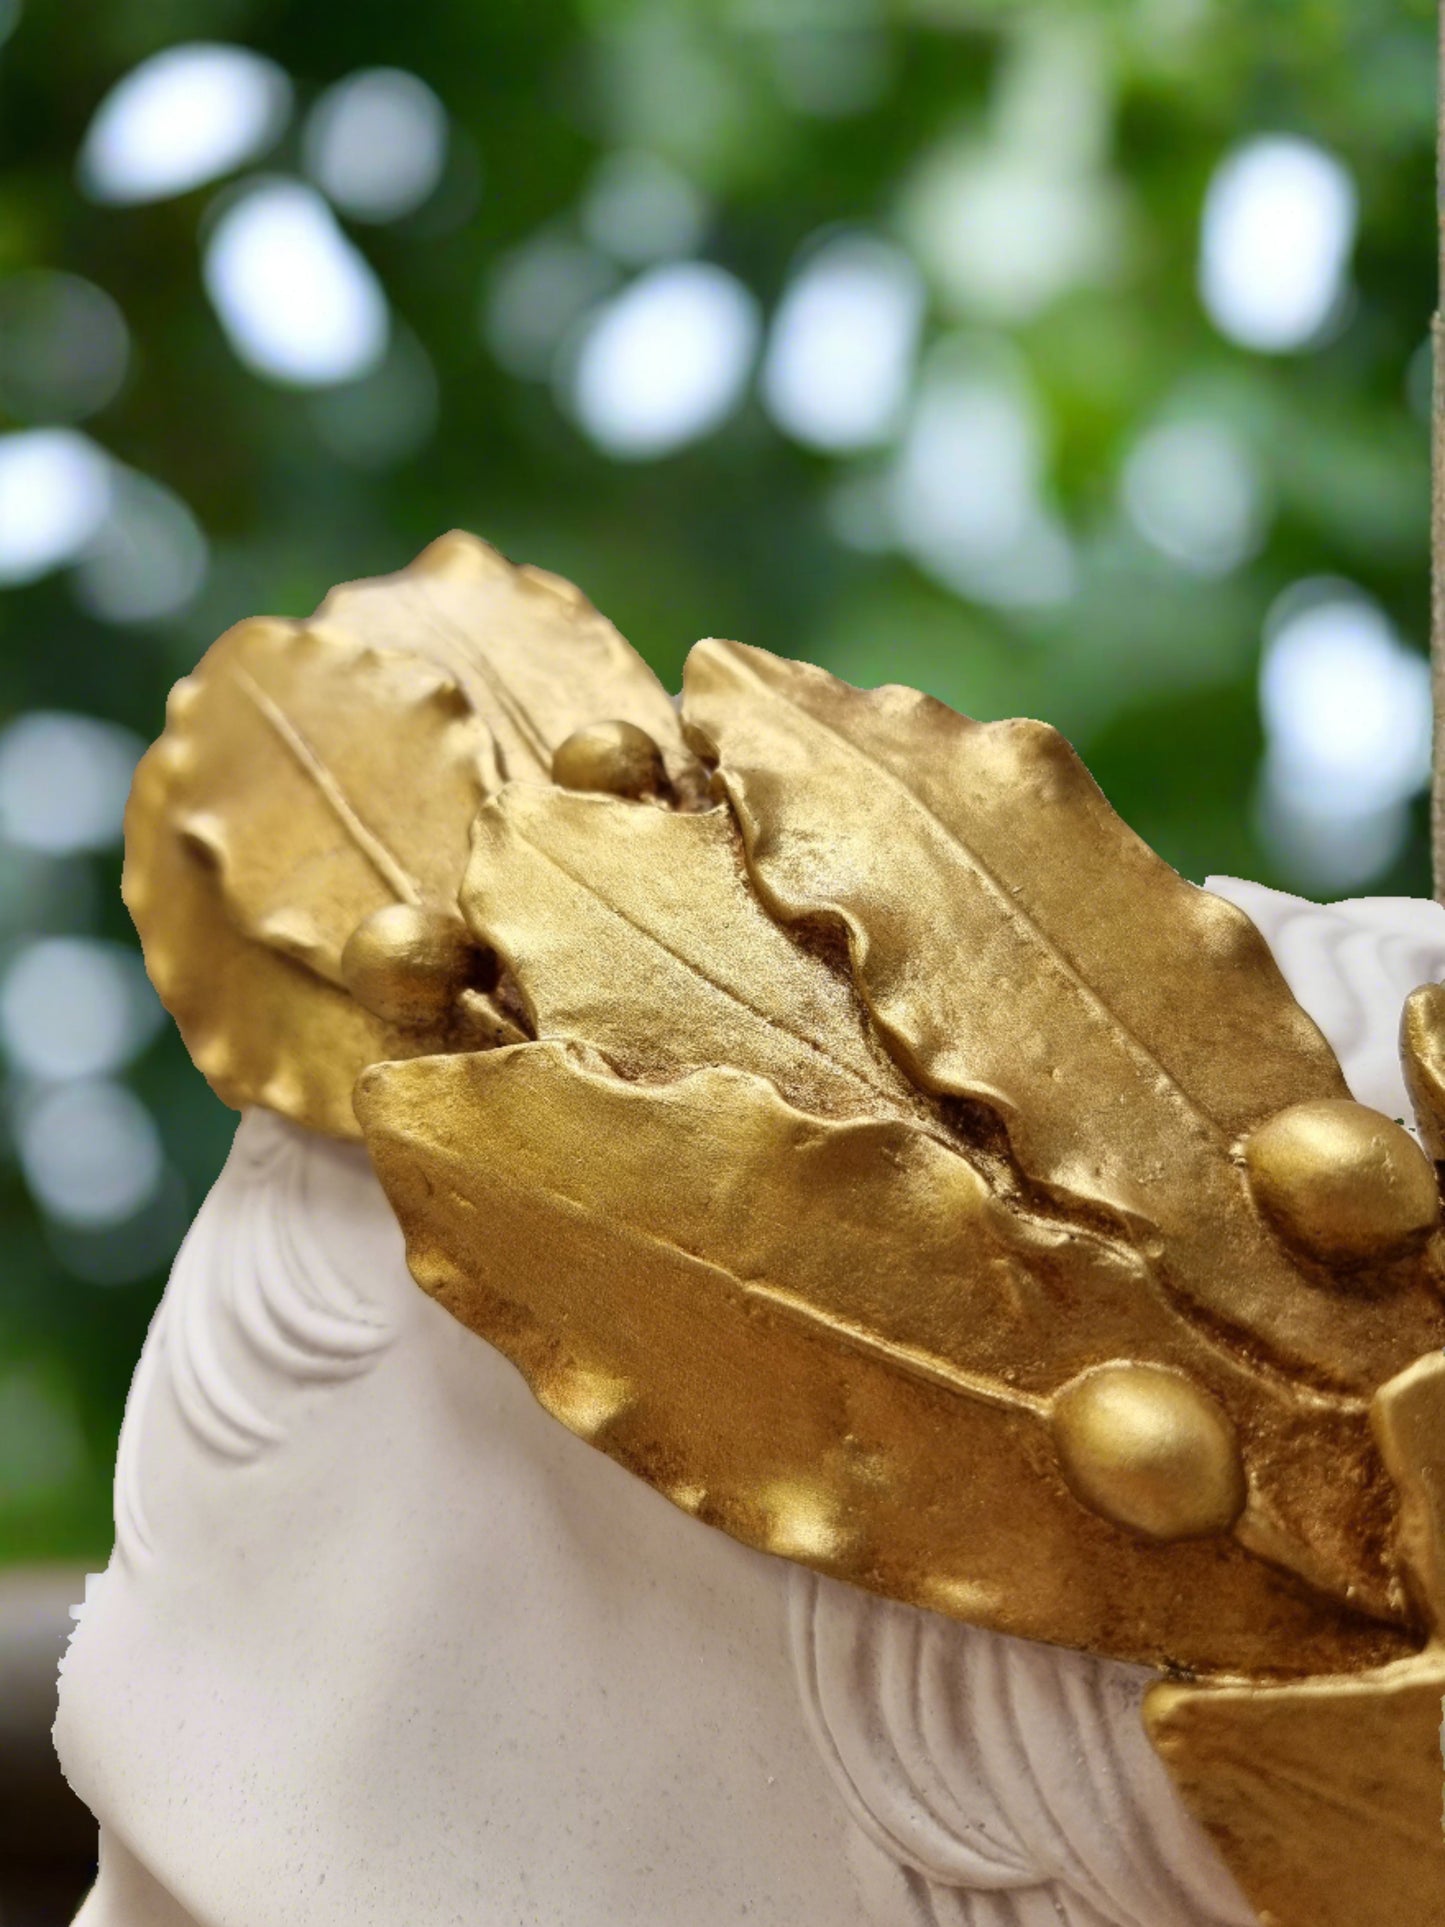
[125,532,1445,1927]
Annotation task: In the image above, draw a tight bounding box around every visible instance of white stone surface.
[55,883,1445,1926]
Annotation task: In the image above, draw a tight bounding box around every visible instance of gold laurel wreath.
[124,531,1445,1924]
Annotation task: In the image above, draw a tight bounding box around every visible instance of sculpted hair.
[788,1569,1254,1927]
[113,1112,394,1571]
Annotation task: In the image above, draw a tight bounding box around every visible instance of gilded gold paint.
[124,531,1445,1925]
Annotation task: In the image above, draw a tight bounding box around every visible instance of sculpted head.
[54,537,1445,1927]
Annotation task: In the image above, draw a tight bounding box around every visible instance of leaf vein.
[505,818,906,1110]
[232,666,419,907]
[714,651,1225,1143]
[405,582,553,774]
[413,1131,1047,1421]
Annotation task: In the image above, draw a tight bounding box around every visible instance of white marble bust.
[53,879,1445,1927]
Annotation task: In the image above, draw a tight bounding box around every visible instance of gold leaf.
[1145,1648,1445,1927]
[125,730,397,1139]
[125,619,494,1137]
[310,530,700,796]
[163,618,492,980]
[124,533,698,1135]
[681,642,1445,1402]
[1373,1351,1445,1631]
[462,785,919,1120]
[1402,981,1445,1163]
[355,1040,1414,1681]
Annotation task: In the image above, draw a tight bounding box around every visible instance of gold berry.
[1051,1363,1245,1543]
[340,903,473,1029]
[1245,1098,1439,1267]
[552,721,666,800]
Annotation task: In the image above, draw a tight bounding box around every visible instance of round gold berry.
[340,903,474,1029]
[1244,1098,1439,1267]
[1051,1363,1245,1543]
[552,720,666,800]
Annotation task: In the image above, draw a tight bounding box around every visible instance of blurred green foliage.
[0,0,1435,1562]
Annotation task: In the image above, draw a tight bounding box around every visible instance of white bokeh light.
[581,150,708,266]
[1,937,163,1083]
[0,271,130,423]
[17,1078,165,1229]
[1258,583,1431,889]
[0,711,142,855]
[1261,587,1430,808]
[0,429,113,585]
[79,44,291,206]
[482,232,617,380]
[203,179,390,386]
[1258,793,1410,894]
[567,261,759,460]
[902,146,1124,325]
[765,21,891,120]
[898,28,1124,325]
[303,68,448,224]
[761,233,924,452]
[47,1162,189,1287]
[73,467,209,623]
[1121,417,1266,575]
[1199,136,1357,353]
[890,346,1075,608]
